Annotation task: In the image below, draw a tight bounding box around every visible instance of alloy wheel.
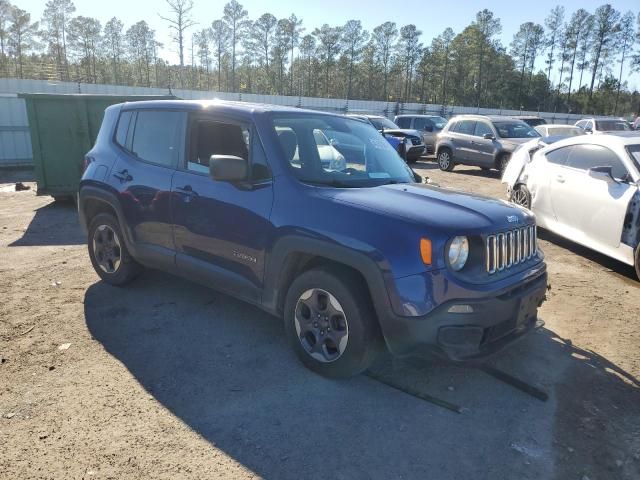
[511,188,530,208]
[92,224,122,274]
[439,152,450,169]
[294,288,349,363]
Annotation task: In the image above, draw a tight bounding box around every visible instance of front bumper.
[406,145,426,160]
[379,267,548,361]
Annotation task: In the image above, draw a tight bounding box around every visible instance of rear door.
[450,120,476,162]
[170,114,274,302]
[109,108,186,268]
[549,144,636,253]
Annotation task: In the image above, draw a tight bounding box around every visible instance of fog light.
[447,304,474,314]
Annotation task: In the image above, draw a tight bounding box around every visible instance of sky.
[16,0,640,90]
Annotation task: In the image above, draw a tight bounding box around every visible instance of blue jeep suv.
[78,100,548,377]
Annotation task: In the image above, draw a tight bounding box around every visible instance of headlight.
[448,236,469,271]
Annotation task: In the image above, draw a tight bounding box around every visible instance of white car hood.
[501,138,548,188]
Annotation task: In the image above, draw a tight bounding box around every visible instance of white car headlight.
[448,236,469,271]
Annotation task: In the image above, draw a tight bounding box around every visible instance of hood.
[501,137,536,151]
[382,129,422,139]
[322,183,534,233]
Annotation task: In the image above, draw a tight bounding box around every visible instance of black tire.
[283,266,382,378]
[635,244,640,281]
[496,153,511,173]
[88,213,141,286]
[437,148,455,172]
[510,184,532,209]
[52,195,75,204]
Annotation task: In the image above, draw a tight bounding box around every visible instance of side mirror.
[424,125,433,132]
[483,133,496,140]
[584,127,593,134]
[588,165,616,183]
[210,155,247,182]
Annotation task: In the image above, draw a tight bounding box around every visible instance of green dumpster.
[19,93,175,200]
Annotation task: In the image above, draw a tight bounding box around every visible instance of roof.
[346,113,384,119]
[394,114,443,118]
[451,114,526,122]
[118,99,337,116]
[547,131,640,148]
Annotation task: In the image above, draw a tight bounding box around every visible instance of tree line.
[0,0,639,115]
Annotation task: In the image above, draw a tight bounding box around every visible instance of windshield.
[431,116,447,129]
[627,144,640,172]
[273,114,414,187]
[368,117,399,131]
[547,126,584,137]
[596,120,630,131]
[493,121,541,139]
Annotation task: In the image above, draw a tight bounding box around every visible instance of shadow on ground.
[9,201,84,247]
[85,270,640,480]
[538,229,638,283]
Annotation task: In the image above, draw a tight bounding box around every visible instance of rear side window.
[115,111,133,147]
[131,110,185,167]
[566,144,628,180]
[455,120,476,135]
[546,146,572,165]
[395,117,412,128]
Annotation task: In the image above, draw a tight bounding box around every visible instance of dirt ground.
[1,164,639,480]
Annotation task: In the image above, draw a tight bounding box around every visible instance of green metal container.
[20,93,174,199]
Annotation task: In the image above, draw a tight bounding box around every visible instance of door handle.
[556,175,565,183]
[176,185,198,201]
[113,169,132,182]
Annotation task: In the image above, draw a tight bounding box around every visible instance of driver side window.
[565,144,629,181]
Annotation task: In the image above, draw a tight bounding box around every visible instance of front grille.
[486,225,537,274]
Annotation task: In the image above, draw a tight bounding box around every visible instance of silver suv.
[436,115,540,173]
[394,115,448,155]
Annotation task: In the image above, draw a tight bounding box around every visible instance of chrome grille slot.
[486,225,537,274]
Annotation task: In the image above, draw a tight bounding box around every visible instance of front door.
[170,115,274,303]
[469,121,497,167]
[550,144,636,254]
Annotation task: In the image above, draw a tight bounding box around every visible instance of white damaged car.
[502,133,640,279]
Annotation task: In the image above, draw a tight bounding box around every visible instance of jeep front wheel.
[284,267,381,378]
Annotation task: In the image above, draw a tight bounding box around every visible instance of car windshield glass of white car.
[628,144,640,171]
[493,122,541,139]
[273,115,414,187]
[596,120,630,131]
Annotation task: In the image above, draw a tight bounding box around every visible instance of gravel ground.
[1,165,639,480]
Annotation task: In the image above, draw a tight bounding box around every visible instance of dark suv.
[79,100,547,377]
[347,114,426,163]
[394,114,448,155]
[436,115,541,173]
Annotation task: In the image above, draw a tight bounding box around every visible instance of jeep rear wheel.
[88,213,141,286]
[438,148,454,171]
[284,267,381,378]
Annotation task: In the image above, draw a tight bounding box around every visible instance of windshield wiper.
[302,179,360,188]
